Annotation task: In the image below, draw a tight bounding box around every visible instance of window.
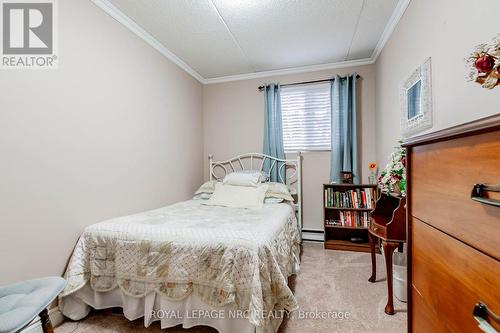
[280,82,331,152]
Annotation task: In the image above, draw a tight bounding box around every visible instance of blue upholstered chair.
[0,277,66,333]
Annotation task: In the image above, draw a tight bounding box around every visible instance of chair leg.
[382,241,399,315]
[368,232,377,282]
[39,308,54,333]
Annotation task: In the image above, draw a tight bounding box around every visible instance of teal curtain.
[330,74,359,183]
[263,83,285,182]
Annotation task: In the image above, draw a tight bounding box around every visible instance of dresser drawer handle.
[471,184,500,208]
[473,302,500,333]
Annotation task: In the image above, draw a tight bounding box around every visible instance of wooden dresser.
[404,115,500,333]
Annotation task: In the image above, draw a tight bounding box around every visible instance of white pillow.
[264,197,284,204]
[204,183,268,209]
[237,170,269,182]
[195,180,218,194]
[223,171,265,187]
[266,182,294,202]
[193,192,212,200]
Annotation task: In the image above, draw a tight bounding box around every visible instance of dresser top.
[403,113,500,147]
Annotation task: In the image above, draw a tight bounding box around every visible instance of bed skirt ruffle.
[60,249,299,333]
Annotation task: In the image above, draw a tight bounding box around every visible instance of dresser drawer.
[412,218,500,333]
[411,130,500,260]
[412,285,451,333]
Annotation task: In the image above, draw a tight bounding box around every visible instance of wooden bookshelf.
[323,183,379,253]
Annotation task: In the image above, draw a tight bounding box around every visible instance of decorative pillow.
[264,197,284,204]
[266,182,294,202]
[195,180,218,195]
[223,171,266,187]
[204,183,268,209]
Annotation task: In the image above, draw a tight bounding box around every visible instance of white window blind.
[280,82,331,152]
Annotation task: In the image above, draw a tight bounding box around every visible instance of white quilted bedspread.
[60,200,301,330]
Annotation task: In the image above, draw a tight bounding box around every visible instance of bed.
[59,153,303,333]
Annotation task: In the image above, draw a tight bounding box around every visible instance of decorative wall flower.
[475,55,495,73]
[466,34,500,89]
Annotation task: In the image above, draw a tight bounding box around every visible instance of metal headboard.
[208,152,303,230]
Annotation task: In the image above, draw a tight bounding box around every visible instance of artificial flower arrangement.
[466,34,500,89]
[378,143,406,196]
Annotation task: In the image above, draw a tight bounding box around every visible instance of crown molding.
[371,0,411,60]
[203,58,375,84]
[91,0,205,83]
[91,0,410,85]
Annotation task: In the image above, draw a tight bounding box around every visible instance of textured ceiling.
[107,0,400,79]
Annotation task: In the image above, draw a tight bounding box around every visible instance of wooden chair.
[368,193,406,315]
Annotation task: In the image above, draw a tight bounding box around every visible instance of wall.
[0,0,203,284]
[375,0,500,165]
[203,65,376,231]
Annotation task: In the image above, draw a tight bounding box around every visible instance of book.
[324,187,376,209]
[329,211,370,228]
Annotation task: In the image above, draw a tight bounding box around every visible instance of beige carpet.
[57,242,406,333]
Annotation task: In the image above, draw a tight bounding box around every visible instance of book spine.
[366,188,372,209]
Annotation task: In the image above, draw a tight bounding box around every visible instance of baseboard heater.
[302,229,324,242]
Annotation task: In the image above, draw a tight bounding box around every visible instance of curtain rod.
[257,74,361,91]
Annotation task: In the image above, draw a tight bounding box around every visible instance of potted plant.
[378,144,406,196]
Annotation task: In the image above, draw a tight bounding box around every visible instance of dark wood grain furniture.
[404,114,500,333]
[323,184,379,253]
[368,193,406,315]
[39,309,54,333]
